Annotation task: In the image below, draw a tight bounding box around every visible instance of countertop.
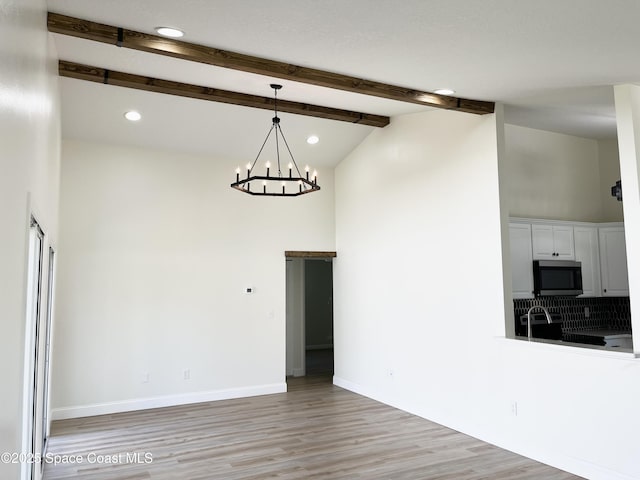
[567,329,632,338]
[509,336,636,356]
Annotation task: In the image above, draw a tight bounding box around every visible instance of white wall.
[333,109,640,480]
[505,124,611,222]
[0,1,61,478]
[334,107,506,423]
[51,139,335,417]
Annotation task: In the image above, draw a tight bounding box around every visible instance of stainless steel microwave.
[533,260,583,296]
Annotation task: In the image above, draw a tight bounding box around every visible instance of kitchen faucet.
[526,305,553,340]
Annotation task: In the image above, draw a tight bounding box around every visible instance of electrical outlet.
[141,372,149,384]
[183,369,191,380]
[511,401,518,416]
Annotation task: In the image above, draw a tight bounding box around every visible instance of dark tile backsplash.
[513,296,632,333]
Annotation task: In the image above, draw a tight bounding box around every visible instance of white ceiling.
[48,0,640,167]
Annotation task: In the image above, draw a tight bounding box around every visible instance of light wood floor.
[44,375,582,479]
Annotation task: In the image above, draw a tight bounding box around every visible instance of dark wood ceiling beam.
[48,12,495,115]
[285,251,337,258]
[58,61,390,127]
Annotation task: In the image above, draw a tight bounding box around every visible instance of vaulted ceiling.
[48,0,640,167]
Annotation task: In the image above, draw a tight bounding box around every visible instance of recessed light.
[124,110,141,121]
[434,88,455,96]
[155,27,184,38]
[306,135,319,145]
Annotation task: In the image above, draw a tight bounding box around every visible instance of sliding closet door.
[40,247,55,456]
[23,217,44,480]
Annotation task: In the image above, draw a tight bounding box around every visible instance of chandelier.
[231,84,320,197]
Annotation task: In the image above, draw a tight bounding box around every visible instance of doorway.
[304,259,334,375]
[285,252,335,378]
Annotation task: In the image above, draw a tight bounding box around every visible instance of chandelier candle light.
[231,84,320,197]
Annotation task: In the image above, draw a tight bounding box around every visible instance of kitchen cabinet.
[573,226,601,297]
[508,218,630,299]
[509,223,534,298]
[531,224,575,260]
[599,226,629,296]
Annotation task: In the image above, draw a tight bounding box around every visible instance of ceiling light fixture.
[124,110,141,121]
[155,27,184,38]
[306,135,319,145]
[231,84,320,197]
[434,88,455,95]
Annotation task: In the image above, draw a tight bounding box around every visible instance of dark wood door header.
[285,251,336,258]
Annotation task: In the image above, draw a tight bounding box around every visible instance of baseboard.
[486,439,640,480]
[333,376,378,400]
[51,382,286,420]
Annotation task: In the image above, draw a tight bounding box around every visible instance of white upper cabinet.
[599,226,629,297]
[509,223,534,299]
[531,224,575,260]
[509,219,629,299]
[573,226,601,297]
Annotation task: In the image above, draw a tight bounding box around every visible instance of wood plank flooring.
[43,375,582,479]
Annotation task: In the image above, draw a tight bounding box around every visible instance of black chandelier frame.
[230,84,320,197]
